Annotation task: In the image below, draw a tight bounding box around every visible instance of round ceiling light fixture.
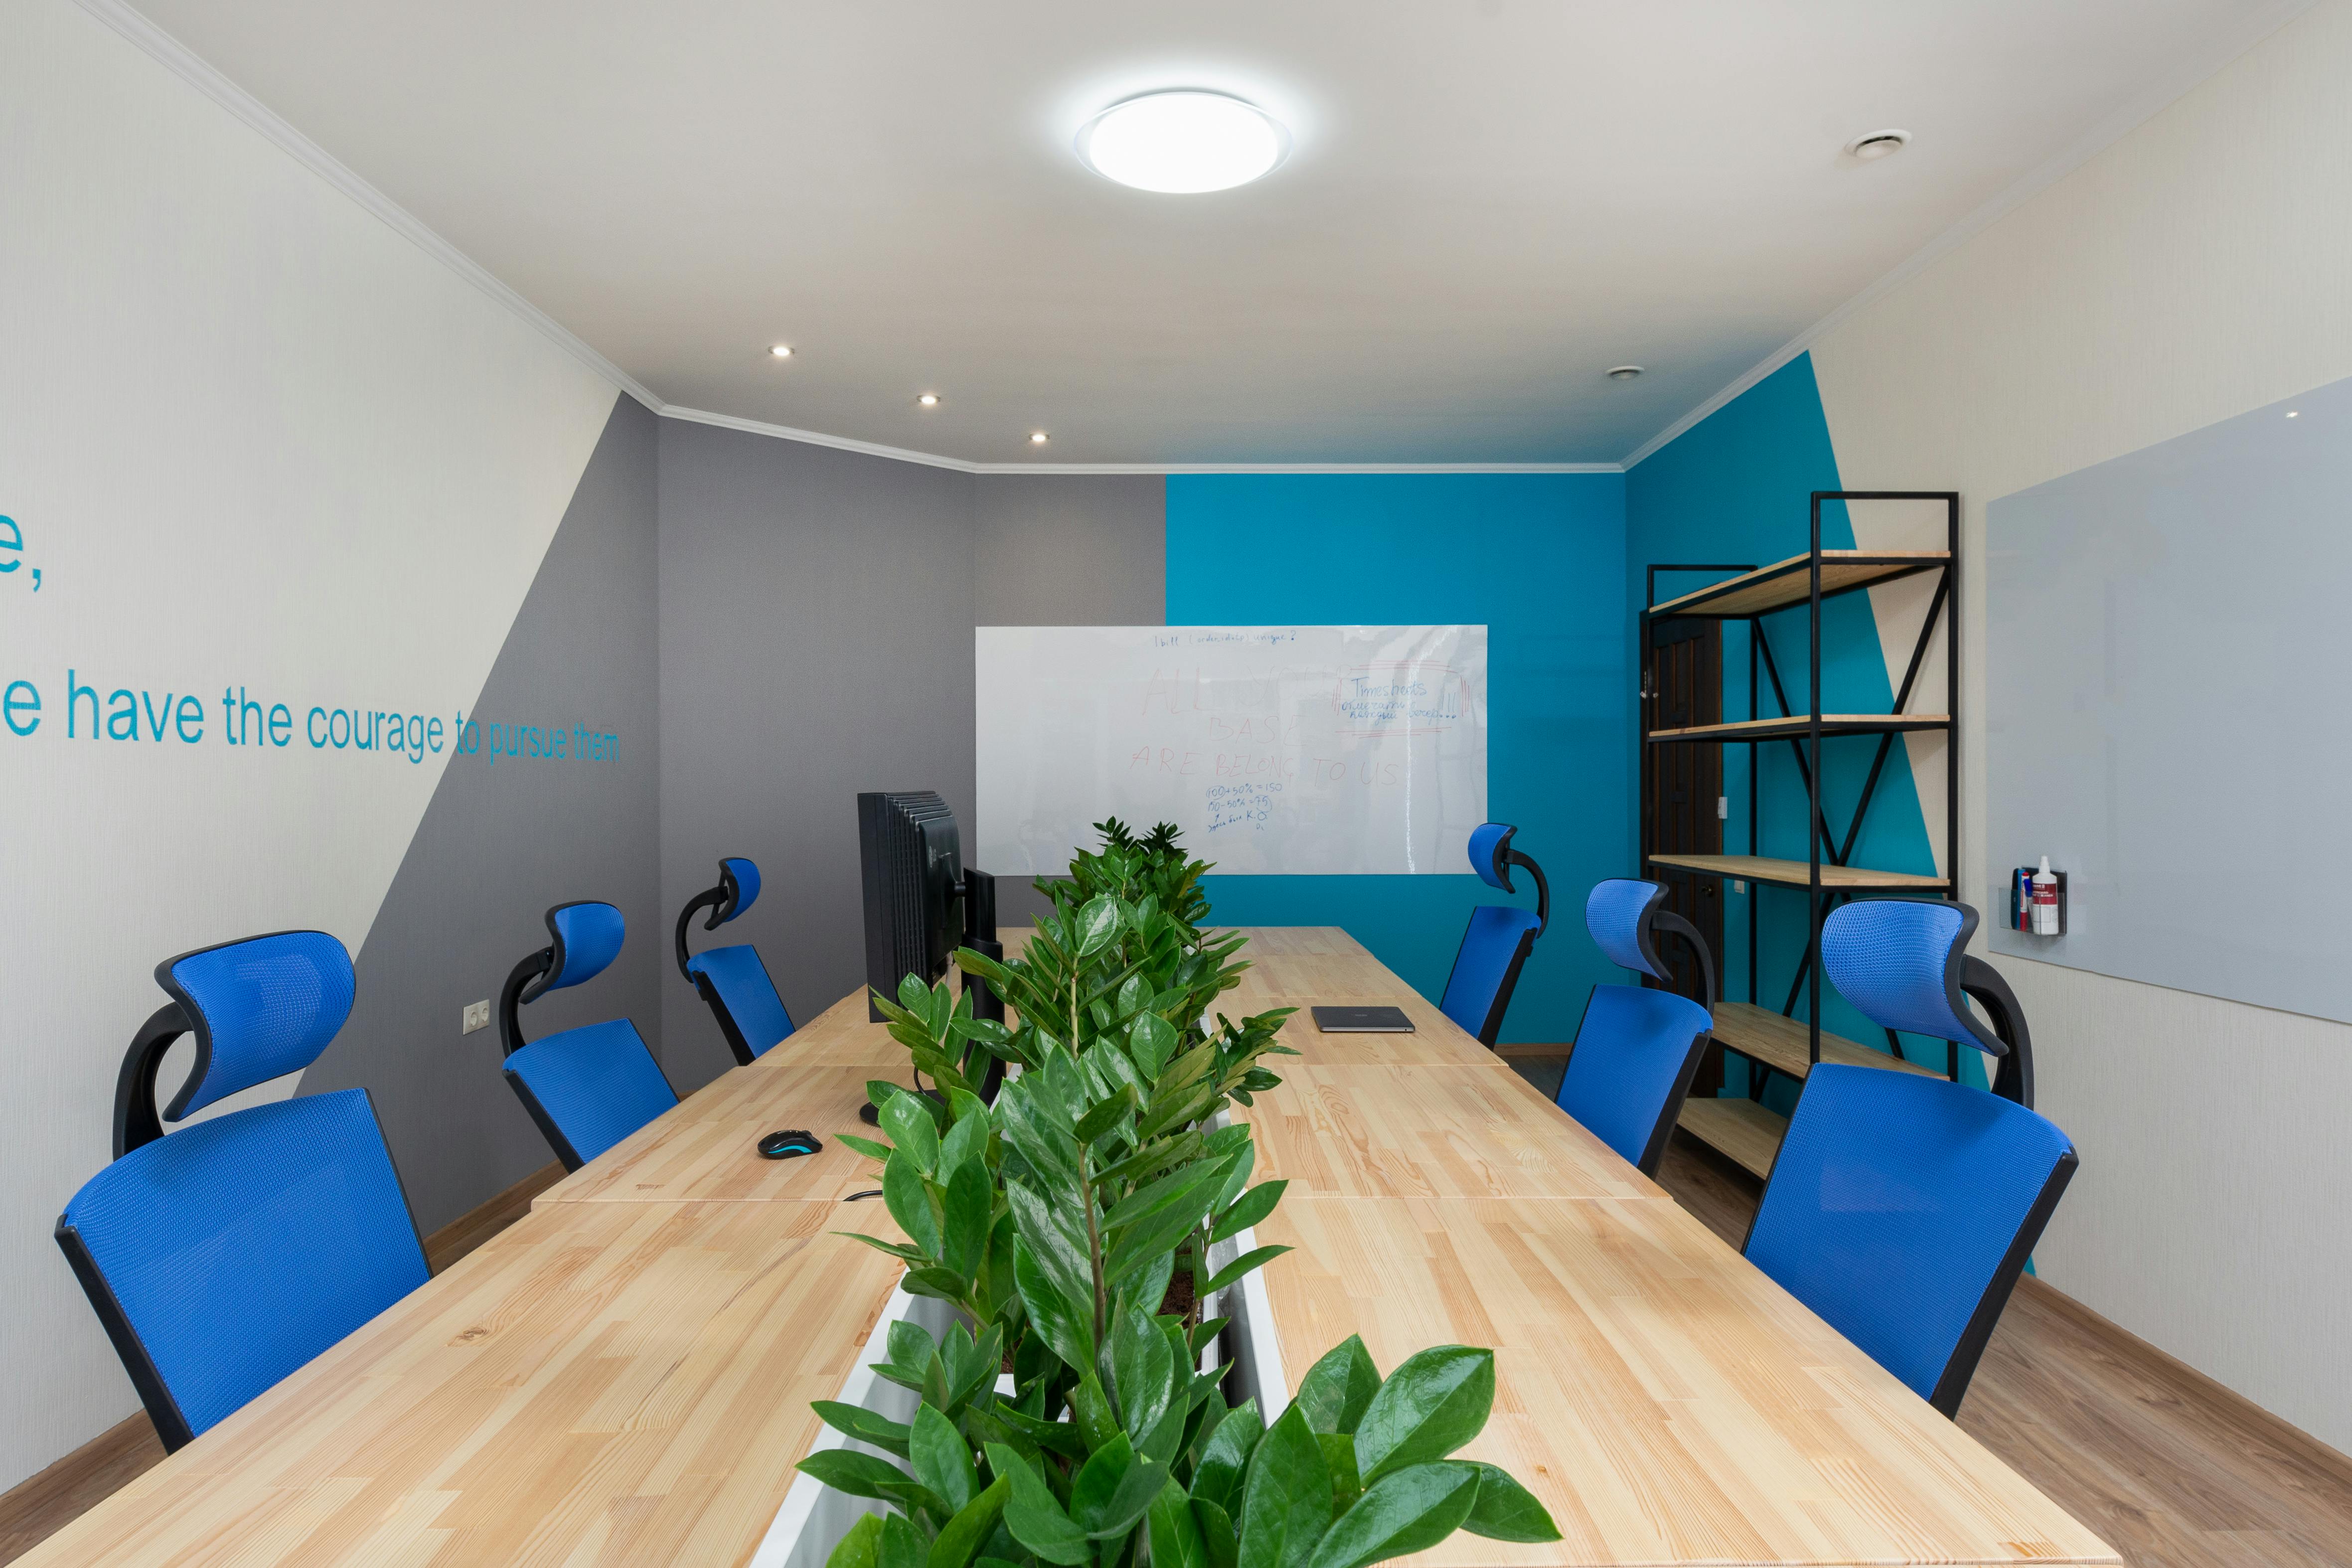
[769,344,793,359]
[1029,431,1050,445]
[918,393,940,407]
[1077,91,1288,193]
[1607,365,1644,381]
[1846,129,1911,161]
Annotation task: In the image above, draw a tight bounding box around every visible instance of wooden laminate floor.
[7,1134,2351,1567]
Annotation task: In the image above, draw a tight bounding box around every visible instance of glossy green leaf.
[1070,1431,1170,1540]
[1111,1302,1177,1442]
[811,1401,912,1459]
[1074,1085,1139,1146]
[828,1512,886,1568]
[1127,1011,1178,1079]
[1072,895,1123,957]
[937,1107,988,1178]
[1316,1432,1359,1510]
[987,1442,1092,1566]
[1293,1336,1380,1436]
[796,1447,916,1503]
[883,1151,942,1258]
[910,1404,977,1514]
[1004,1177,1094,1318]
[1192,1498,1239,1568]
[1236,1405,1333,1568]
[1458,1461,1561,1542]
[1213,1180,1287,1244]
[1300,1461,1479,1568]
[1201,1245,1291,1298]
[839,1133,896,1164]
[1192,1398,1262,1514]
[1013,1236,1097,1374]
[1148,1480,1209,1568]
[941,1158,993,1278]
[1350,1347,1494,1486]
[877,1515,927,1568]
[929,1475,1012,1568]
[881,1092,941,1176]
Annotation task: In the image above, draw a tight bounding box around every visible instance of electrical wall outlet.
[1732,879,1748,894]
[462,999,490,1034]
[1717,796,1728,819]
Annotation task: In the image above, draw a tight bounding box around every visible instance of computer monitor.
[857,791,996,1022]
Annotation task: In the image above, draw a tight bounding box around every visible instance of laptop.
[1309,1005,1416,1033]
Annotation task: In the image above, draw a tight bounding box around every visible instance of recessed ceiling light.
[769,344,793,359]
[1077,91,1288,194]
[1029,431,1050,445]
[1846,129,1911,161]
[918,393,940,407]
[2286,409,2301,418]
[1607,365,1643,381]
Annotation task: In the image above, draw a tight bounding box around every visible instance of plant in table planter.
[810,1052,1559,1568]
[806,833,1559,1568]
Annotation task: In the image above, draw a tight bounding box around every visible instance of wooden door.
[1640,617,1725,1088]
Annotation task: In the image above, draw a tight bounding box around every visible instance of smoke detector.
[1846,129,1912,161]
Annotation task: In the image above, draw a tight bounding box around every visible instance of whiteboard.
[1985,371,2352,1023]
[976,626,1487,875]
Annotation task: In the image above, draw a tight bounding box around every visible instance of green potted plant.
[800,825,1558,1568]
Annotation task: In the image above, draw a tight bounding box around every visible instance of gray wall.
[304,397,662,1234]
[656,421,979,1091]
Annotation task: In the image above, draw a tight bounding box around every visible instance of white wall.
[1807,0,2352,1450]
[0,0,620,1488]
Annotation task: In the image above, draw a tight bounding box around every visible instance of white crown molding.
[663,408,1620,473]
[1617,0,2317,470]
[660,405,983,472]
[72,0,664,414]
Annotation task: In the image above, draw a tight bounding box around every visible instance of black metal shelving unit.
[1639,491,1960,1179]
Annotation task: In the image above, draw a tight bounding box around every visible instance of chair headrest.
[1821,899,2004,1055]
[156,931,356,1119]
[714,857,760,925]
[1468,822,1517,891]
[1584,879,1673,983]
[527,902,625,1001]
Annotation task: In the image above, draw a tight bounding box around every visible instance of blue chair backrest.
[504,1019,677,1168]
[676,856,795,1065]
[59,932,426,1450]
[500,902,674,1170]
[1555,985,1712,1175]
[686,945,795,1062]
[1744,1063,2077,1417]
[1439,906,1542,1044]
[1440,822,1548,1045]
[1821,897,2034,1104]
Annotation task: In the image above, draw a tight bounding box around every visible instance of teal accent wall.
[1625,355,1961,1097]
[1166,473,1629,1045]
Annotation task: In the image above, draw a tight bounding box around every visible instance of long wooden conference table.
[21,929,2118,1566]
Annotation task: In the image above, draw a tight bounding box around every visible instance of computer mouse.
[758,1129,822,1160]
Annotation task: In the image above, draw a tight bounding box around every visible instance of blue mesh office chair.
[1744,899,2074,1417]
[56,932,428,1450]
[1438,822,1551,1045]
[675,857,795,1066]
[499,903,675,1170]
[1552,880,1716,1175]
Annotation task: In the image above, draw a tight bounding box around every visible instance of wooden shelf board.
[1677,1096,1787,1181]
[1648,853,1949,891]
[1648,551,1949,620]
[1648,713,1951,745]
[1710,1001,1941,1084]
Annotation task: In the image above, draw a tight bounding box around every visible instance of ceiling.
[128,0,2288,467]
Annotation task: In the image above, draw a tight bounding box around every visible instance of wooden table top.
[25,926,2112,1567]
[1260,1196,2119,1566]
[1234,1062,1661,1202]
[17,1201,904,1568]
